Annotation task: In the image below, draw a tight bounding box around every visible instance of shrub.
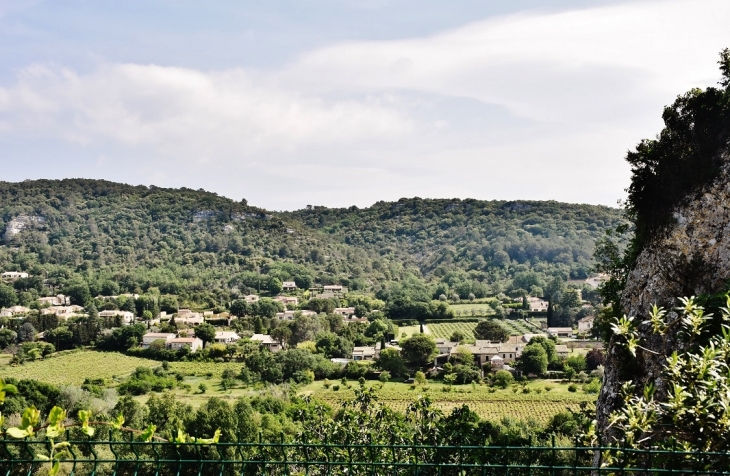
[198,383,208,393]
[567,384,578,393]
[493,370,514,389]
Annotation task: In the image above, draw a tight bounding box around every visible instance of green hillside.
[0,179,624,307]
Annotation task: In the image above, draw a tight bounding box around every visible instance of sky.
[1,0,729,211]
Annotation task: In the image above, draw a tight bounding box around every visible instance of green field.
[427,322,478,340]
[398,325,421,339]
[301,380,595,423]
[450,303,495,317]
[0,350,160,386]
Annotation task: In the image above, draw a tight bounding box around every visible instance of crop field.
[450,304,495,317]
[0,350,159,386]
[428,322,478,340]
[302,381,594,423]
[167,361,242,377]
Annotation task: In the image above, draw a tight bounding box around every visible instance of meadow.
[0,350,159,386]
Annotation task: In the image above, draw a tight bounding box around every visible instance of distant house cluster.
[141,330,242,353]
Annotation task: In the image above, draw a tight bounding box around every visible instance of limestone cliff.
[597,149,730,436]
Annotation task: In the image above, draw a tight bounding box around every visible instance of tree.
[449,330,466,343]
[376,347,407,377]
[315,332,353,358]
[527,335,557,363]
[585,348,605,370]
[18,322,36,342]
[230,299,249,318]
[195,323,217,348]
[64,281,91,306]
[270,326,291,347]
[493,369,514,388]
[0,283,17,308]
[518,345,548,375]
[451,345,475,366]
[267,277,283,295]
[473,320,509,342]
[0,328,16,349]
[400,334,437,369]
[565,354,586,372]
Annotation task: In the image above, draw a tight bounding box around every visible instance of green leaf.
[6,427,30,438]
[111,413,125,430]
[48,460,60,476]
[0,380,17,404]
[139,424,156,442]
[78,409,95,437]
[46,406,66,438]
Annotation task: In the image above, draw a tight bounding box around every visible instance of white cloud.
[1,0,729,209]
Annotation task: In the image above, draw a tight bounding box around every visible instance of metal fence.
[1,436,728,475]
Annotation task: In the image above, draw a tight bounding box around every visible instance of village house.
[343,315,369,324]
[323,285,344,294]
[142,332,176,347]
[577,315,595,334]
[0,305,31,317]
[275,296,298,306]
[281,281,297,291]
[99,310,135,325]
[1,271,28,281]
[251,334,283,352]
[244,295,260,303]
[167,337,203,353]
[333,307,355,317]
[41,305,85,318]
[555,344,570,358]
[275,310,317,320]
[37,295,70,306]
[351,346,376,361]
[214,331,240,344]
[176,314,204,326]
[546,327,574,338]
[526,297,549,312]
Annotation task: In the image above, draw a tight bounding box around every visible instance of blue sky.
[1,0,729,210]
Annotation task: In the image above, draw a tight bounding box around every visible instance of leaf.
[48,460,60,476]
[111,414,125,430]
[6,427,30,438]
[20,406,40,434]
[139,424,156,442]
[0,380,17,404]
[46,406,66,438]
[78,409,94,437]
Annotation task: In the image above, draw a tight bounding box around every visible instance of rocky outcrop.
[3,214,44,241]
[597,150,730,436]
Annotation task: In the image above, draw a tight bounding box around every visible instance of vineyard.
[306,383,594,423]
[428,322,478,340]
[168,361,242,378]
[0,350,158,386]
[428,318,548,341]
[450,304,495,317]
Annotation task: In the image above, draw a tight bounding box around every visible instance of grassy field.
[397,325,421,339]
[300,380,595,423]
[0,350,160,386]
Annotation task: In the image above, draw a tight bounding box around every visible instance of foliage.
[518,345,548,375]
[399,335,437,369]
[474,320,510,342]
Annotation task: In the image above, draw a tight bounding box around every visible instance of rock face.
[3,215,44,241]
[597,150,730,436]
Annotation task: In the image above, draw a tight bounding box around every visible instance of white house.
[214,331,240,344]
[0,305,31,317]
[555,344,570,358]
[333,307,355,317]
[176,315,204,326]
[1,271,28,281]
[244,295,260,303]
[99,310,135,325]
[251,334,282,352]
[578,315,595,334]
[38,295,70,306]
[275,310,317,320]
[527,297,549,312]
[167,337,203,353]
[142,332,176,347]
[275,296,298,306]
[282,281,297,291]
[351,346,376,361]
[41,305,84,318]
[547,327,574,338]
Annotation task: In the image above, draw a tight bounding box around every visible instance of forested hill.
[0,179,624,306]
